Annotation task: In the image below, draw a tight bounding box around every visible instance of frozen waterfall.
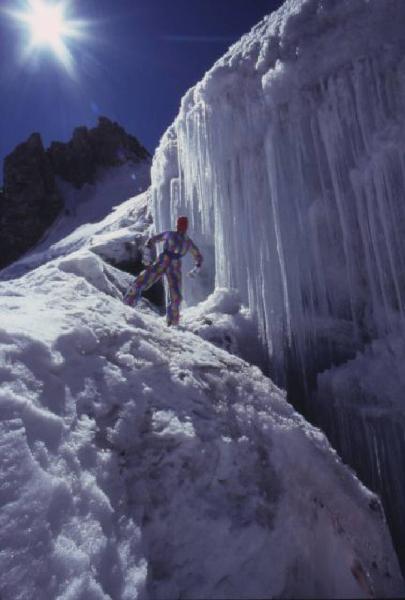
[151,0,405,570]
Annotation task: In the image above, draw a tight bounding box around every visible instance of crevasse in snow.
[150,0,405,569]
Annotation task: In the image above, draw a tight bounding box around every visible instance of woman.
[124,216,203,326]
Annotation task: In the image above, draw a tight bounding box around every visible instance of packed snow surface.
[0,195,404,599]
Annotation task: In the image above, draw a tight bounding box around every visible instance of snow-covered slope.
[150,0,405,570]
[0,204,404,599]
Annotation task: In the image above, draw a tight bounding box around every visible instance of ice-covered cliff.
[150,0,405,569]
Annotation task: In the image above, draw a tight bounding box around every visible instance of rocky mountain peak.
[0,132,62,270]
[48,116,151,189]
[0,118,151,271]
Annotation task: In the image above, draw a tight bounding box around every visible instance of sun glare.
[26,2,66,47]
[5,0,85,74]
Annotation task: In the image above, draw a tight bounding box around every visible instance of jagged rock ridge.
[0,117,151,271]
[48,116,150,189]
[0,133,62,270]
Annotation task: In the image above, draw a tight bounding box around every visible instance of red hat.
[177,216,188,233]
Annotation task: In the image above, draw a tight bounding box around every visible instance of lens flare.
[5,0,85,74]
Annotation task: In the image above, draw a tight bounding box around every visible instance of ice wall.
[151,0,405,569]
[152,0,405,381]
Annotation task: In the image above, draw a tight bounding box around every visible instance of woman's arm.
[188,238,203,267]
[146,231,167,247]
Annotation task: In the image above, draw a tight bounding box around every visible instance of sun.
[5,0,84,74]
[24,1,67,48]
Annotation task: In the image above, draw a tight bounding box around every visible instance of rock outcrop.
[0,117,151,271]
[48,117,151,188]
[0,133,62,270]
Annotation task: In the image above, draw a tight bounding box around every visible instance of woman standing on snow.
[123,216,203,326]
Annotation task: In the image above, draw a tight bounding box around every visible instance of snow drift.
[150,0,405,569]
[0,191,404,598]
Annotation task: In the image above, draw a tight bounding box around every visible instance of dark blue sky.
[0,0,283,172]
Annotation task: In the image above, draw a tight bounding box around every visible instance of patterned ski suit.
[124,230,203,325]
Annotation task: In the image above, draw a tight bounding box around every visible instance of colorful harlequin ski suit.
[124,230,203,325]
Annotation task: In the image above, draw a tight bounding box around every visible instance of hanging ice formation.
[151,0,405,569]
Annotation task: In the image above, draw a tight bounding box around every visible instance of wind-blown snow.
[0,199,404,598]
[150,0,405,570]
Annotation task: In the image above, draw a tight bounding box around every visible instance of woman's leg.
[124,255,169,305]
[166,261,182,325]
